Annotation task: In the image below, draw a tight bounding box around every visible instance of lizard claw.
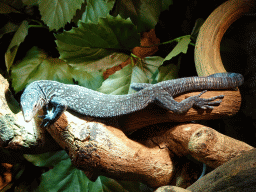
[40,121,49,128]
[37,115,50,127]
[40,117,53,128]
[194,91,224,110]
[39,110,55,127]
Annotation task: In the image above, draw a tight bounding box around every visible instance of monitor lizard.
[20,72,244,127]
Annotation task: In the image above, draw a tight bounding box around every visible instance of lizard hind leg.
[193,90,224,110]
[155,90,224,114]
[155,91,197,114]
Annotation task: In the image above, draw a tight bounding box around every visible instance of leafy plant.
[24,150,145,192]
[0,0,197,191]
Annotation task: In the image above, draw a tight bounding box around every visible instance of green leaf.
[11,47,74,93]
[24,150,69,167]
[22,0,39,6]
[100,176,143,192]
[25,150,90,191]
[36,158,90,192]
[191,18,204,38]
[98,56,163,95]
[81,0,110,23]
[5,20,29,71]
[162,0,173,11]
[137,56,164,80]
[0,2,20,13]
[71,65,104,90]
[55,14,140,62]
[98,64,133,95]
[157,64,179,82]
[38,0,84,30]
[0,22,19,39]
[88,176,145,192]
[69,52,130,72]
[25,150,149,191]
[112,0,173,32]
[57,43,114,63]
[164,35,191,61]
[106,0,115,11]
[88,177,104,192]
[129,66,148,93]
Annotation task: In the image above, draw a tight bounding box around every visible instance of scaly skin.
[20,72,244,127]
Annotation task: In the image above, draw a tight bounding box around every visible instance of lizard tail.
[207,72,244,87]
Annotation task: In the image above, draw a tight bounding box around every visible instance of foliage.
[0,0,197,191]
[23,150,147,192]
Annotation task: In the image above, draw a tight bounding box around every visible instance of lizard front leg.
[41,97,68,127]
[155,90,224,114]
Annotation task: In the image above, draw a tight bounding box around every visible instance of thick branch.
[0,74,60,153]
[187,148,256,192]
[149,123,253,168]
[44,112,253,188]
[118,90,242,133]
[195,0,255,76]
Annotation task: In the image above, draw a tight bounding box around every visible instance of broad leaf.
[162,0,173,11]
[81,0,111,23]
[55,15,140,62]
[191,18,205,38]
[157,64,179,82]
[0,2,20,13]
[24,150,69,167]
[112,0,173,32]
[100,176,143,192]
[0,22,19,39]
[57,43,114,63]
[22,0,39,6]
[164,35,191,61]
[129,65,148,93]
[11,47,74,92]
[71,65,104,90]
[37,158,89,192]
[98,56,162,95]
[38,0,84,30]
[25,150,149,192]
[136,56,164,80]
[98,64,133,95]
[5,20,29,71]
[69,52,129,72]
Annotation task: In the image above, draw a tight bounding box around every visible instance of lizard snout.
[22,109,33,122]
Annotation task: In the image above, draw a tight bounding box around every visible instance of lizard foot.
[193,90,224,110]
[39,110,55,127]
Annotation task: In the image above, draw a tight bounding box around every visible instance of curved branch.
[45,113,253,188]
[0,74,60,153]
[118,90,242,133]
[195,0,255,76]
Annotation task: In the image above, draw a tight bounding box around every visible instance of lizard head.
[20,82,46,122]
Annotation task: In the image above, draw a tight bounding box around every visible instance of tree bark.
[117,90,242,133]
[45,112,253,188]
[187,148,256,192]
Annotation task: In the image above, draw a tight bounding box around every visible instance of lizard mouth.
[22,110,33,122]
